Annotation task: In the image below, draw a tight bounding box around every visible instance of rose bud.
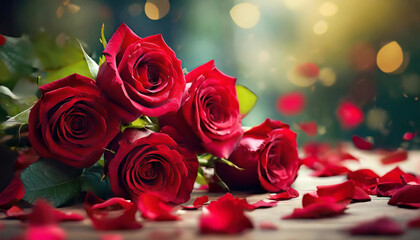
[159,60,243,159]
[96,23,186,122]
[216,119,299,192]
[28,74,121,168]
[105,129,198,204]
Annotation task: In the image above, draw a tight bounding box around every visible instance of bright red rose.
[105,129,198,204]
[216,119,299,192]
[159,60,243,158]
[28,74,121,168]
[96,23,185,122]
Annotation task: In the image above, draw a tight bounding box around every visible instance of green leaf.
[81,164,113,199]
[41,59,91,85]
[0,35,36,87]
[98,55,106,66]
[100,23,107,49]
[1,107,31,129]
[77,40,99,79]
[20,158,83,207]
[195,166,207,185]
[236,85,258,117]
[182,68,189,75]
[120,116,158,132]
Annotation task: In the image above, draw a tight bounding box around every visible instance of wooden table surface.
[1,148,420,240]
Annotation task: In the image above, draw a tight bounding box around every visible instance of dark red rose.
[97,23,185,122]
[28,74,121,168]
[159,60,243,158]
[105,129,198,204]
[216,119,299,192]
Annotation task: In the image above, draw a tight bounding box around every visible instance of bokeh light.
[145,0,170,20]
[401,74,420,95]
[128,3,143,17]
[336,101,364,129]
[313,20,328,35]
[319,67,336,86]
[276,92,306,116]
[376,41,404,73]
[319,2,338,17]
[349,42,376,71]
[366,108,388,131]
[230,3,260,29]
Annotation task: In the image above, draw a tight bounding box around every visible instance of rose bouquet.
[0,23,300,230]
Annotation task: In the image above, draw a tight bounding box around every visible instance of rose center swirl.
[139,161,162,181]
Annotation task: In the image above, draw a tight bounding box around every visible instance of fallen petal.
[376,183,406,197]
[259,221,278,230]
[200,195,253,234]
[388,185,420,208]
[352,135,373,150]
[137,193,179,221]
[249,200,277,209]
[269,188,299,201]
[378,167,405,184]
[181,195,209,210]
[408,216,420,227]
[337,102,364,129]
[276,92,306,116]
[84,192,142,230]
[352,186,371,202]
[380,149,408,165]
[282,202,346,219]
[349,217,403,235]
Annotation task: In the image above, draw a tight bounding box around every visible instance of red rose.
[159,60,243,158]
[97,23,185,122]
[28,74,121,168]
[105,129,198,204]
[216,119,299,192]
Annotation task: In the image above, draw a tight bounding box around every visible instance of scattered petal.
[5,205,84,222]
[337,101,364,129]
[101,234,123,240]
[352,135,373,150]
[347,169,379,195]
[259,221,278,230]
[249,200,277,209]
[349,217,403,235]
[376,183,406,197]
[378,167,405,184]
[401,173,420,185]
[84,192,142,230]
[282,202,346,219]
[380,149,408,165]
[408,216,420,228]
[137,193,179,221]
[403,132,416,141]
[311,164,351,177]
[388,185,420,208]
[352,186,371,202]
[297,122,317,136]
[269,188,299,201]
[200,194,253,234]
[25,225,67,240]
[276,92,306,116]
[316,180,355,205]
[181,195,209,210]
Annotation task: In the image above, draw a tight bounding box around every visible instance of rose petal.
[380,149,408,165]
[0,34,6,45]
[403,132,416,141]
[200,194,253,234]
[249,200,277,209]
[352,135,373,150]
[297,122,317,136]
[259,221,278,230]
[282,202,346,219]
[101,234,123,240]
[401,173,420,185]
[388,185,420,208]
[349,217,403,235]
[408,216,420,227]
[269,188,299,201]
[378,167,405,184]
[352,186,371,202]
[311,163,351,177]
[137,193,179,221]
[337,101,364,129]
[181,195,209,210]
[84,192,142,230]
[25,225,67,240]
[5,206,27,220]
[276,92,306,116]
[316,180,355,204]
[5,205,84,222]
[376,183,406,197]
[347,169,379,194]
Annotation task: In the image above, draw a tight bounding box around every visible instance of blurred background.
[1,0,420,149]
